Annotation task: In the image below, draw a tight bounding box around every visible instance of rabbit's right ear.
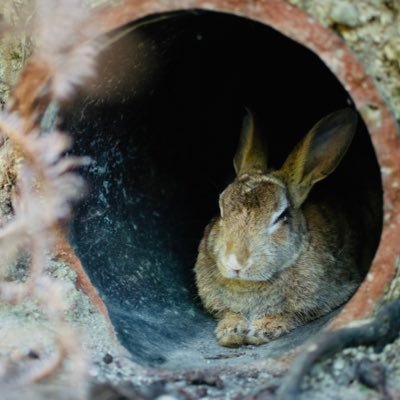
[233,109,268,176]
[280,108,357,208]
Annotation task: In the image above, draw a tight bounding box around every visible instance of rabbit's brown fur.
[195,109,363,347]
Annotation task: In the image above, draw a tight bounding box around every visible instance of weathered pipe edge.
[88,0,400,330]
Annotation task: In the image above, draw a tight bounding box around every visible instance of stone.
[330,2,360,27]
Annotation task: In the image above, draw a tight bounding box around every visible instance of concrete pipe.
[60,0,400,370]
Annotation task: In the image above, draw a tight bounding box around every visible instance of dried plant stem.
[0,0,101,394]
[278,300,400,400]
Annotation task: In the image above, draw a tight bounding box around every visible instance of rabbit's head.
[213,108,357,281]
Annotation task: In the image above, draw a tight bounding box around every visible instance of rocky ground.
[2,251,400,400]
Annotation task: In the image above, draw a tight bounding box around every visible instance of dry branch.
[0,0,101,396]
[278,300,400,400]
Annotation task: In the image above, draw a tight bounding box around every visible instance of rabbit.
[194,108,364,347]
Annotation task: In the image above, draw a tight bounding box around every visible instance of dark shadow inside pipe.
[62,10,383,368]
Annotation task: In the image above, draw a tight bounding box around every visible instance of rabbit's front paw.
[246,315,292,345]
[215,312,248,347]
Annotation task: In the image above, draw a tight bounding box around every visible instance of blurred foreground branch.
[0,0,100,398]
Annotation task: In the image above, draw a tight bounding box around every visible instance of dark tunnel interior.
[62,10,383,368]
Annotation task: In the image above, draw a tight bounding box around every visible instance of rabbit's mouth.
[219,264,276,282]
[217,262,266,282]
[217,252,284,281]
[217,263,243,279]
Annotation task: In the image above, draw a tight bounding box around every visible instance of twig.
[278,300,400,400]
[0,0,101,393]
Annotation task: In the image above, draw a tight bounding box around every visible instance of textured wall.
[288,0,400,123]
[0,1,33,103]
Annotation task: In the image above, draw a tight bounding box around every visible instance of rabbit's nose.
[226,254,243,273]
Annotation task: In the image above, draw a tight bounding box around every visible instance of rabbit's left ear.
[233,109,268,176]
[280,108,357,208]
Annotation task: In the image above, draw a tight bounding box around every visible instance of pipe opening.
[63,10,383,368]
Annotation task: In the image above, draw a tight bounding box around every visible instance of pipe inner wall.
[63,10,382,368]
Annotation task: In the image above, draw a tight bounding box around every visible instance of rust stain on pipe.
[54,230,113,327]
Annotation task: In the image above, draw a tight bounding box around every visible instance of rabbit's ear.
[233,109,268,176]
[280,108,357,208]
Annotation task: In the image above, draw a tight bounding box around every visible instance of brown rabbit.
[194,108,363,347]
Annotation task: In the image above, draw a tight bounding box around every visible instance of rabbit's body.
[195,109,364,347]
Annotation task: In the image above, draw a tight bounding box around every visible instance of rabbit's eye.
[273,208,289,225]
